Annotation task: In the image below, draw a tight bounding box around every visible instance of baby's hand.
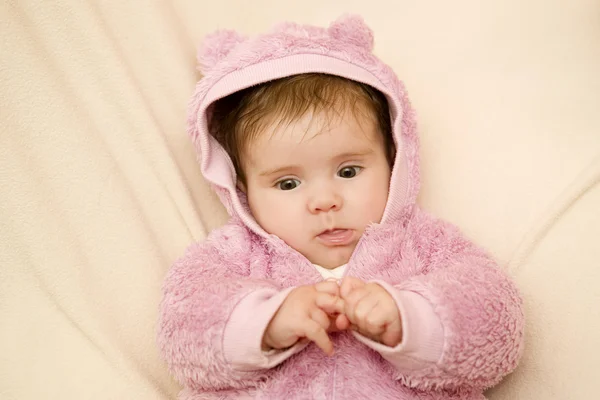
[337,277,403,347]
[262,281,343,356]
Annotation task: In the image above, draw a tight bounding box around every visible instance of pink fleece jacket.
[158,15,524,399]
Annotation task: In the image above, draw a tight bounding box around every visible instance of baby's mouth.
[316,229,355,246]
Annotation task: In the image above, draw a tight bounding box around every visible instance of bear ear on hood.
[197,29,247,73]
[328,14,374,52]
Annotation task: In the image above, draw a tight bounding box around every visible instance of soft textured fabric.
[2,2,600,400]
[157,16,524,399]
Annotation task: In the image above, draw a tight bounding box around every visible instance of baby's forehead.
[252,107,381,146]
[244,110,383,166]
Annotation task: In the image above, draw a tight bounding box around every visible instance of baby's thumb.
[315,292,345,315]
[340,276,365,297]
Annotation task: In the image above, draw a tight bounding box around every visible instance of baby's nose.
[308,191,343,213]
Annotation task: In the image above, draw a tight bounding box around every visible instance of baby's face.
[243,110,391,269]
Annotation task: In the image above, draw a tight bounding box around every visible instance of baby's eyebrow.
[258,165,299,178]
[332,149,374,161]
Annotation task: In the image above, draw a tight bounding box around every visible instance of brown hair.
[209,73,395,184]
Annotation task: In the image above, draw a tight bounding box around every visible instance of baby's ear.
[328,14,374,52]
[197,30,247,73]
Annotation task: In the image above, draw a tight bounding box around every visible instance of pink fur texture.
[159,15,524,399]
[197,29,247,72]
[159,211,524,399]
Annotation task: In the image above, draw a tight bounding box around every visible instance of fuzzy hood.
[187,15,420,237]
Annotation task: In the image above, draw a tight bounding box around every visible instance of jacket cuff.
[223,287,307,371]
[352,281,444,370]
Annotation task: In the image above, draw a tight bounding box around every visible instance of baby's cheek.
[274,212,310,250]
[253,194,294,234]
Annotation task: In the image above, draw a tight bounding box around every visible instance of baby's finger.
[343,288,369,324]
[314,280,340,296]
[354,295,382,334]
[363,302,388,336]
[310,307,332,330]
[335,313,351,331]
[381,319,403,347]
[303,319,334,355]
[340,276,365,298]
[315,292,345,315]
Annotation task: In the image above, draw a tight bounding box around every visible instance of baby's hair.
[209,73,395,184]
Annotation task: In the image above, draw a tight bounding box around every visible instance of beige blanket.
[1,1,599,399]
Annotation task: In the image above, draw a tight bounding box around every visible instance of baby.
[158,15,524,399]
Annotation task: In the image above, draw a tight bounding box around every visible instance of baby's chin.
[307,248,354,270]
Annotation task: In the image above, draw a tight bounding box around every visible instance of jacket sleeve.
[157,222,304,392]
[357,207,524,394]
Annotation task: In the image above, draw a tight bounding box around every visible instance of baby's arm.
[158,222,302,392]
[354,208,524,393]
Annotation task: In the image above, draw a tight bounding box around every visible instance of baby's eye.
[337,166,361,179]
[277,179,300,191]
